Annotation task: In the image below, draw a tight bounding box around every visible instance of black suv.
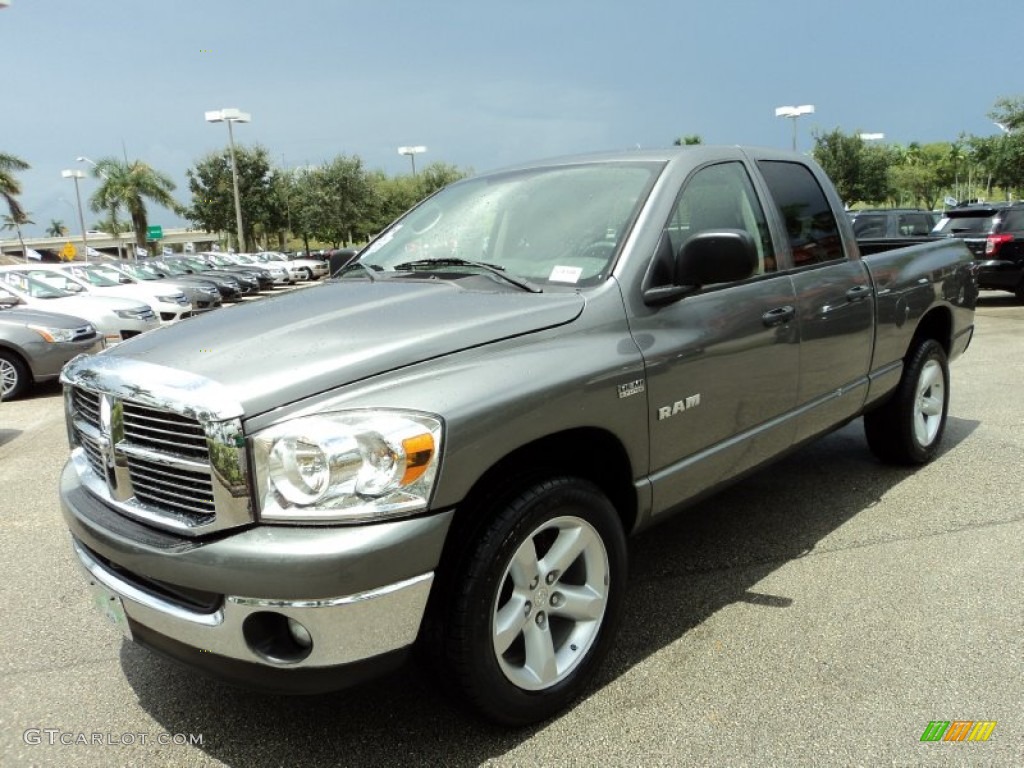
[932,203,1024,301]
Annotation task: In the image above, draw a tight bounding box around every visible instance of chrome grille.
[62,357,251,537]
[72,389,106,476]
[127,456,215,519]
[122,402,208,459]
[71,325,97,342]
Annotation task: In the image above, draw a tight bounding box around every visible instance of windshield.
[120,263,162,280]
[356,162,658,288]
[932,212,997,235]
[88,265,134,285]
[0,272,74,298]
[62,266,122,287]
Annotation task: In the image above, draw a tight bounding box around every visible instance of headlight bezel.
[27,324,81,343]
[252,409,443,525]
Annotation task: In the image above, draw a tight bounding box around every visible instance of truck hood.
[101,279,585,416]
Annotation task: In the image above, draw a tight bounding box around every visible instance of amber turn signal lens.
[401,433,435,485]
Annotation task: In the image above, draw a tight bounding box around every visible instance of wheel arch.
[911,305,953,356]
[423,427,637,631]
[444,426,637,550]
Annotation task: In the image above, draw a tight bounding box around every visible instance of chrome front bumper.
[73,539,433,669]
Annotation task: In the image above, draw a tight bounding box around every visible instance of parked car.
[931,202,1024,301]
[0,273,159,345]
[227,253,293,286]
[169,256,261,296]
[196,252,275,290]
[3,264,192,322]
[91,260,223,313]
[58,146,974,725]
[145,258,243,302]
[0,302,103,399]
[849,208,938,239]
[258,251,326,280]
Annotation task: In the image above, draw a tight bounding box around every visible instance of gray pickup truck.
[58,146,975,725]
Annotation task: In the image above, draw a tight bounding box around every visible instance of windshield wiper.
[392,258,542,293]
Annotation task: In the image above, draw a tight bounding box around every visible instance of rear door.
[757,160,874,442]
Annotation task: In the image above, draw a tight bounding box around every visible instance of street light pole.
[61,169,89,263]
[398,145,426,175]
[205,108,251,252]
[774,105,815,152]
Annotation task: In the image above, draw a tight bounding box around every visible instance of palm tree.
[46,219,68,237]
[87,158,180,248]
[2,212,35,262]
[0,152,30,223]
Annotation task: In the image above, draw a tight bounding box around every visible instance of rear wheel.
[0,351,30,401]
[444,476,627,725]
[864,339,949,464]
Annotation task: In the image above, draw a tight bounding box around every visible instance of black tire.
[443,476,627,726]
[1014,280,1024,304]
[864,339,949,465]
[0,350,30,401]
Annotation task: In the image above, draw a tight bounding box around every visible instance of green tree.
[46,219,68,237]
[309,155,373,247]
[87,158,180,249]
[673,135,704,146]
[812,129,891,205]
[186,145,285,251]
[0,152,30,224]
[988,96,1024,134]
[2,212,34,262]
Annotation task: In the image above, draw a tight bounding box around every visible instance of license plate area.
[86,577,134,641]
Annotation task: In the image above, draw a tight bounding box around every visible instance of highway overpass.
[0,228,218,260]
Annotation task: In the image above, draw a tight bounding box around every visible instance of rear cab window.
[757,161,845,267]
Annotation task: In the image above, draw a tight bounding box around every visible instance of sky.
[3,0,1023,238]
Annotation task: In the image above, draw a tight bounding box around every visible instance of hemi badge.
[618,379,645,399]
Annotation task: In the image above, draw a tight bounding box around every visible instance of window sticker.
[549,265,583,284]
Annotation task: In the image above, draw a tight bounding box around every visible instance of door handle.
[762,305,795,327]
[845,285,872,302]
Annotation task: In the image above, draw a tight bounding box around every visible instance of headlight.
[253,410,443,524]
[114,308,143,319]
[28,324,79,343]
[156,293,184,303]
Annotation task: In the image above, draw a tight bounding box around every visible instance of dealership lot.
[0,294,1020,767]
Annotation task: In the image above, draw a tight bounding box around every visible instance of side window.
[852,214,886,238]
[898,213,933,236]
[758,161,845,267]
[663,162,776,280]
[1001,209,1024,231]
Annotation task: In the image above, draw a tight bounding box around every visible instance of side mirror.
[643,229,759,306]
[675,229,758,286]
[0,295,22,308]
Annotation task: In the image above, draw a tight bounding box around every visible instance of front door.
[630,161,800,516]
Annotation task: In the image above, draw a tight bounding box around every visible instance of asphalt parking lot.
[0,293,1020,767]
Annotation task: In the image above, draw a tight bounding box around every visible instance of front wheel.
[864,339,949,464]
[0,351,30,401]
[444,476,627,725]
